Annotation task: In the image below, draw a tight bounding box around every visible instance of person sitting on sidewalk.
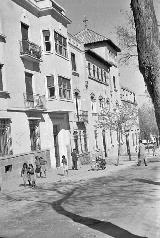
[61,155,68,176]
[137,140,148,166]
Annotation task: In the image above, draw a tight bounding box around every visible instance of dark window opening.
[43,30,51,52]
[71,52,77,71]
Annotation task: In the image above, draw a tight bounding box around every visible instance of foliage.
[138,100,159,140]
[116,10,138,65]
[97,103,138,134]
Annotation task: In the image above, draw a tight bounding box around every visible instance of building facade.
[120,86,139,154]
[0,0,124,175]
[69,28,122,159]
[0,0,74,172]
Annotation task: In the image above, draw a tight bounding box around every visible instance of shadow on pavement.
[134,178,160,186]
[51,187,147,238]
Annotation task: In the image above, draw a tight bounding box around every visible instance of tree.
[138,100,159,142]
[97,103,138,165]
[116,10,138,65]
[131,0,160,133]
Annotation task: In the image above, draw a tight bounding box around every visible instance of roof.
[86,50,113,67]
[74,28,121,52]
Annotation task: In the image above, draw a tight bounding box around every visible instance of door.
[53,125,60,167]
[102,129,107,157]
[25,72,33,105]
[21,23,29,52]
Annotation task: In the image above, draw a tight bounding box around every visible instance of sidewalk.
[1,156,138,193]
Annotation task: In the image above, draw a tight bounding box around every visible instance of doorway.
[53,125,60,167]
[102,129,107,157]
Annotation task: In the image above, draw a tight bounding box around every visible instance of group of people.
[21,156,47,188]
[61,149,78,176]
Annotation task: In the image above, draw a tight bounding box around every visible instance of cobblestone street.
[0,160,160,238]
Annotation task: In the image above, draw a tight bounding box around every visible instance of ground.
[0,160,160,238]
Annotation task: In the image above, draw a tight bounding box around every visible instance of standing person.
[61,155,68,175]
[35,156,41,178]
[21,163,28,187]
[71,149,78,170]
[39,156,47,178]
[28,164,36,188]
[137,140,148,166]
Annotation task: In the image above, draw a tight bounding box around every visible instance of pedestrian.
[39,156,47,178]
[21,163,28,187]
[61,155,68,175]
[28,164,36,188]
[71,149,78,170]
[137,140,148,166]
[35,156,41,178]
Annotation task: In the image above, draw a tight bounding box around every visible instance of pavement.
[0,155,160,238]
[1,155,139,193]
[1,152,160,193]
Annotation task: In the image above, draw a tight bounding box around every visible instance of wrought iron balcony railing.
[75,110,88,123]
[19,40,42,60]
[23,93,46,110]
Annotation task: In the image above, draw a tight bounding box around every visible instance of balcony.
[75,110,88,123]
[19,40,42,62]
[24,93,46,111]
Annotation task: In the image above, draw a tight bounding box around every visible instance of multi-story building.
[0,0,74,172]
[120,86,139,154]
[0,0,123,176]
[69,28,122,158]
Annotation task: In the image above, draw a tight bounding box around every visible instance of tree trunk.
[117,128,121,166]
[131,0,160,132]
[126,133,131,161]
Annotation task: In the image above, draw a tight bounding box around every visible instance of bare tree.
[98,103,138,165]
[131,0,160,133]
[116,10,138,64]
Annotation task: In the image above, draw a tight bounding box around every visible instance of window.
[104,71,107,83]
[25,72,33,104]
[91,94,97,113]
[0,64,3,91]
[93,65,96,78]
[113,76,116,89]
[97,67,99,80]
[43,30,51,52]
[71,52,77,71]
[73,131,79,154]
[101,69,103,81]
[58,76,71,100]
[47,75,55,98]
[29,120,41,151]
[54,31,68,58]
[83,130,88,152]
[94,130,98,149]
[88,62,91,76]
[99,98,104,108]
[0,119,12,156]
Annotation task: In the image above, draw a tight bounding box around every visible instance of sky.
[56,0,160,103]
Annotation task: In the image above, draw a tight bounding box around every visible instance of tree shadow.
[50,187,147,238]
[134,178,160,186]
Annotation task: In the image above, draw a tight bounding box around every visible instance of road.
[0,162,160,238]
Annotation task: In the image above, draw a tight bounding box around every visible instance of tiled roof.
[74,28,108,44]
[74,28,121,52]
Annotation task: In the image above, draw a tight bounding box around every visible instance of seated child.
[61,155,68,175]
